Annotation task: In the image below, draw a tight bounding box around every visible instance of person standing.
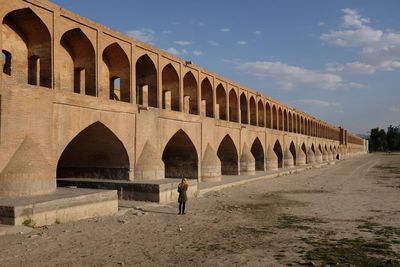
[178,178,189,215]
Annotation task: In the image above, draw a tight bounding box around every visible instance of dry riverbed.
[0,153,399,266]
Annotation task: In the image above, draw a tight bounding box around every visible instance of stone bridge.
[0,0,367,201]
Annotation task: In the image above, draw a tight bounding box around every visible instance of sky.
[51,0,400,135]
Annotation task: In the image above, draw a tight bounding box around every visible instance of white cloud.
[208,40,220,46]
[321,8,400,74]
[237,41,248,45]
[192,50,203,56]
[127,28,155,43]
[390,107,400,112]
[326,60,400,74]
[164,47,188,56]
[220,28,230,32]
[254,30,262,35]
[318,22,325,27]
[174,40,192,46]
[162,30,172,34]
[236,61,363,90]
[293,99,340,108]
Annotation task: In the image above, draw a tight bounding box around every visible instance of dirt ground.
[0,153,399,267]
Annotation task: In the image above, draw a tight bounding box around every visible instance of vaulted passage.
[301,143,307,161]
[240,93,248,124]
[274,140,283,168]
[216,84,227,120]
[229,89,238,122]
[284,110,288,131]
[136,54,157,107]
[201,78,213,118]
[251,138,264,171]
[258,100,264,127]
[57,122,130,179]
[60,28,96,95]
[278,108,283,131]
[249,97,257,126]
[2,8,52,87]
[289,141,296,165]
[183,71,198,114]
[272,105,278,129]
[266,102,272,128]
[217,135,238,175]
[102,43,130,102]
[162,64,179,111]
[162,130,198,179]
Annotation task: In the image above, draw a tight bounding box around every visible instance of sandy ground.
[0,153,399,267]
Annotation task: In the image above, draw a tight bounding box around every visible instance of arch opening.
[289,141,296,165]
[201,78,213,117]
[183,71,198,114]
[229,89,238,122]
[284,110,288,131]
[216,84,227,120]
[272,105,278,129]
[162,64,180,111]
[162,130,198,179]
[2,8,52,87]
[60,28,96,95]
[240,93,248,124]
[57,122,130,180]
[273,140,283,168]
[251,138,264,171]
[266,102,272,128]
[136,54,157,107]
[217,135,238,175]
[102,43,130,102]
[301,143,307,161]
[278,108,283,131]
[288,112,292,132]
[2,50,11,75]
[249,97,257,126]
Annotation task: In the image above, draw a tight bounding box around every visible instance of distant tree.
[369,128,387,151]
[387,125,400,151]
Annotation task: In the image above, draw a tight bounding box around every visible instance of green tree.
[369,128,387,151]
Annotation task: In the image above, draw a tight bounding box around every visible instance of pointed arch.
[162,63,180,111]
[201,78,214,117]
[288,111,292,132]
[266,102,272,128]
[273,140,283,168]
[216,84,227,120]
[249,96,257,126]
[2,8,52,87]
[102,43,130,102]
[229,89,239,122]
[301,142,307,162]
[240,93,248,124]
[278,107,283,131]
[60,28,96,95]
[258,100,265,127]
[162,130,198,179]
[136,54,157,107]
[217,135,238,175]
[57,122,130,179]
[272,105,278,129]
[284,110,288,131]
[311,143,316,154]
[251,138,264,171]
[289,141,296,165]
[183,71,198,115]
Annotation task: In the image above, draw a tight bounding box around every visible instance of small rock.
[117,219,126,224]
[117,262,125,266]
[178,227,182,231]
[28,234,39,239]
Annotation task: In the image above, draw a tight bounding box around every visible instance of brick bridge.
[0,0,367,200]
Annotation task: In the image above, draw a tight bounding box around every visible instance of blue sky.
[52,0,400,135]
